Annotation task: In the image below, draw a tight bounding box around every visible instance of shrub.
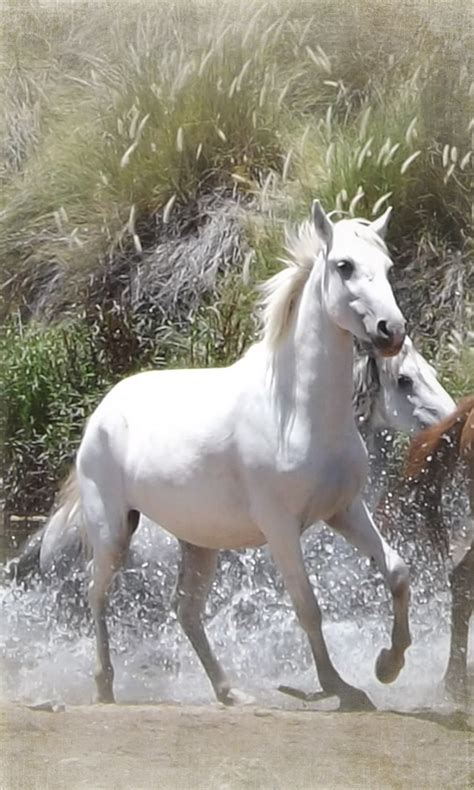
[0,318,112,512]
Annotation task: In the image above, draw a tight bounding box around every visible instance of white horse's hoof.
[338,688,376,712]
[95,692,115,704]
[219,687,255,706]
[375,648,405,684]
[94,678,115,704]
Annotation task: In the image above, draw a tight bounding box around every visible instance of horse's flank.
[406,394,474,478]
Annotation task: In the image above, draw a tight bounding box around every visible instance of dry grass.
[0,0,470,319]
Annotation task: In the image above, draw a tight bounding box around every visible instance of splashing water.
[0,518,471,712]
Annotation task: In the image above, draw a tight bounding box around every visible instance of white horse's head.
[354,337,455,434]
[313,200,406,357]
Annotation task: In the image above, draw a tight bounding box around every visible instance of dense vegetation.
[0,0,472,514]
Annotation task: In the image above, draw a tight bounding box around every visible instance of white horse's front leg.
[327,497,411,684]
[255,503,375,711]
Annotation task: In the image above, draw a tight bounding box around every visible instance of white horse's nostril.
[377,320,391,339]
[373,320,406,356]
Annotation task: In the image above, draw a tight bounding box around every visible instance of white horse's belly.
[133,478,265,550]
[126,442,265,549]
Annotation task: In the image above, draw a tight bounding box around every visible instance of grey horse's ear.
[311,200,333,247]
[371,206,392,239]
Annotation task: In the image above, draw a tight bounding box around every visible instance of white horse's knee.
[387,553,409,596]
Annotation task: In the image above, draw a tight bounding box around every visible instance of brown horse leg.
[445,547,473,702]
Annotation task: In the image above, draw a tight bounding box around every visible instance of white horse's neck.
[267,259,355,437]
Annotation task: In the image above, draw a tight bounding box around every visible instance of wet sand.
[0,701,472,789]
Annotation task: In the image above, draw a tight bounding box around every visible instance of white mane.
[258,216,386,349]
[258,220,322,348]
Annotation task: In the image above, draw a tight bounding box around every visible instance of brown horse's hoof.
[375,648,405,684]
[278,686,333,703]
[278,684,375,712]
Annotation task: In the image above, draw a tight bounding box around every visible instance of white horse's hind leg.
[88,551,120,703]
[84,490,138,703]
[328,497,411,684]
[174,541,253,706]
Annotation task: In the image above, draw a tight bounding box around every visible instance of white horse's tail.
[39,468,89,573]
[9,469,88,582]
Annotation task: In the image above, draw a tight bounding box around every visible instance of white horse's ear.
[311,200,333,247]
[371,206,392,239]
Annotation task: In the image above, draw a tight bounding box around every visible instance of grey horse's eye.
[337,260,354,279]
[397,374,412,390]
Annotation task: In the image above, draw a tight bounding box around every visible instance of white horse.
[42,201,412,711]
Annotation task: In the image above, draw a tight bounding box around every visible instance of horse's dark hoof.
[96,692,115,704]
[376,648,404,684]
[338,688,376,712]
[95,681,115,704]
[278,685,333,703]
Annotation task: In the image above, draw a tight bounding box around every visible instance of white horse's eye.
[337,260,354,279]
[397,375,412,391]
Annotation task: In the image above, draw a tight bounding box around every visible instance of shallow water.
[1,518,471,713]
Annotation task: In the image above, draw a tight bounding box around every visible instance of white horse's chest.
[247,421,368,527]
[299,445,367,526]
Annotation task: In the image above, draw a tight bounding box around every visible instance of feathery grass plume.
[400,151,421,174]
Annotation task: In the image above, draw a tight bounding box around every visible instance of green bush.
[0,318,112,512]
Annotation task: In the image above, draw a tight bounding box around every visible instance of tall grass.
[0,0,470,314]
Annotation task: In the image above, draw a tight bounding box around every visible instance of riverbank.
[1,701,472,789]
